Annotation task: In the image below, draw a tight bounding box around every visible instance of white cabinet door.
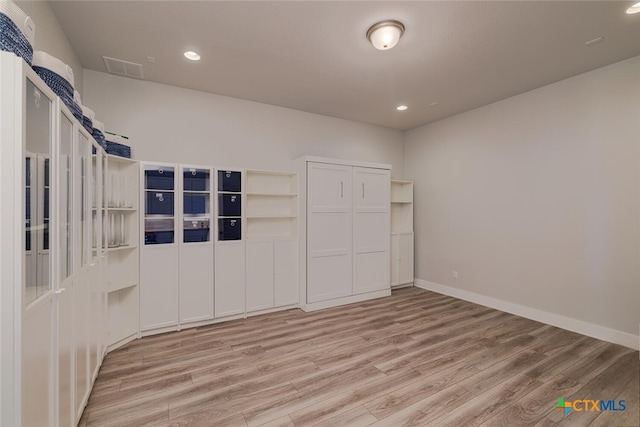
[307,163,352,303]
[274,238,298,306]
[352,167,390,294]
[398,232,414,285]
[215,242,246,317]
[180,243,214,323]
[246,240,274,312]
[140,245,179,331]
[390,234,400,287]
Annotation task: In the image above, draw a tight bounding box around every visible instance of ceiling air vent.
[103,56,144,79]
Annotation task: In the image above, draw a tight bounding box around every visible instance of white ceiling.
[50,1,640,131]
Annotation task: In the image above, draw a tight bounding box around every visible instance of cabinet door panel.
[353,167,390,295]
[274,238,298,306]
[246,240,274,312]
[354,251,389,294]
[308,163,351,211]
[180,244,214,323]
[140,246,179,330]
[215,242,246,317]
[307,163,352,303]
[353,167,390,212]
[390,234,400,287]
[399,233,414,285]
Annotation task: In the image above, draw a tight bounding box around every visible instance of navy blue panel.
[184,170,208,191]
[145,191,174,216]
[184,193,207,215]
[144,231,174,245]
[218,218,241,241]
[184,228,210,243]
[145,169,174,190]
[218,194,241,217]
[217,170,241,192]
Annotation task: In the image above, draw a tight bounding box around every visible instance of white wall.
[14,1,83,95]
[405,56,640,347]
[82,70,404,176]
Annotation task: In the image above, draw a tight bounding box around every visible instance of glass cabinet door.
[59,114,73,282]
[91,142,101,261]
[144,165,175,244]
[183,167,210,243]
[24,79,53,304]
[77,133,91,267]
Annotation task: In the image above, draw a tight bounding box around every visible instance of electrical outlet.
[452,270,458,279]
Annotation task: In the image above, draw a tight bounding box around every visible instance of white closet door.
[399,232,414,285]
[215,242,246,317]
[274,238,298,306]
[307,162,352,303]
[246,239,274,312]
[180,243,214,323]
[352,167,390,294]
[140,245,179,331]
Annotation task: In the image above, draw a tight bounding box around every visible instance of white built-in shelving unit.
[390,180,414,288]
[105,154,140,350]
[245,170,299,313]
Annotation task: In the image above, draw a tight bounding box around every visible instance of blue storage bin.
[144,218,174,245]
[218,218,241,241]
[145,191,174,216]
[183,219,210,243]
[145,230,174,245]
[184,170,209,191]
[145,169,174,190]
[218,170,241,192]
[218,194,241,217]
[184,193,207,215]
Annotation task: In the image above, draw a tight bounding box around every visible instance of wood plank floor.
[80,288,639,427]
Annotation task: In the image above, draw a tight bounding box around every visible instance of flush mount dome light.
[396,105,408,111]
[184,51,201,61]
[627,1,640,14]
[367,20,405,50]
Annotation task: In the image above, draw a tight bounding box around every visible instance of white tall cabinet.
[299,157,391,311]
[245,170,299,314]
[390,180,414,288]
[140,163,215,335]
[0,52,108,427]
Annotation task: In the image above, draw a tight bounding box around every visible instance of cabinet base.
[300,289,391,312]
[391,282,414,290]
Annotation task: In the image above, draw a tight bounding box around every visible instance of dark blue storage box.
[145,230,174,245]
[145,169,174,190]
[184,219,210,243]
[218,194,241,217]
[218,218,241,241]
[145,191,174,216]
[184,193,207,215]
[184,170,209,191]
[144,218,174,245]
[218,170,241,192]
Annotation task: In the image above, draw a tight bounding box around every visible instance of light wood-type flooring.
[80,287,639,427]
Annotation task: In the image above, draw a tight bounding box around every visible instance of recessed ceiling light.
[184,51,201,61]
[396,105,408,111]
[627,1,640,14]
[429,102,439,107]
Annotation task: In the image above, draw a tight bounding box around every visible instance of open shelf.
[107,281,138,293]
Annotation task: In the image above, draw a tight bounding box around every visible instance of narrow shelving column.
[390,180,414,288]
[105,154,140,351]
[245,170,299,313]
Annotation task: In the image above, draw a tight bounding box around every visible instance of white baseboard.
[414,279,638,351]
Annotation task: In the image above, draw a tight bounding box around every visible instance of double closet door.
[307,162,390,304]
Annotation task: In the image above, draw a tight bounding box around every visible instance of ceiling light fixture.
[367,20,405,50]
[184,51,201,61]
[626,2,640,14]
[396,105,408,111]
